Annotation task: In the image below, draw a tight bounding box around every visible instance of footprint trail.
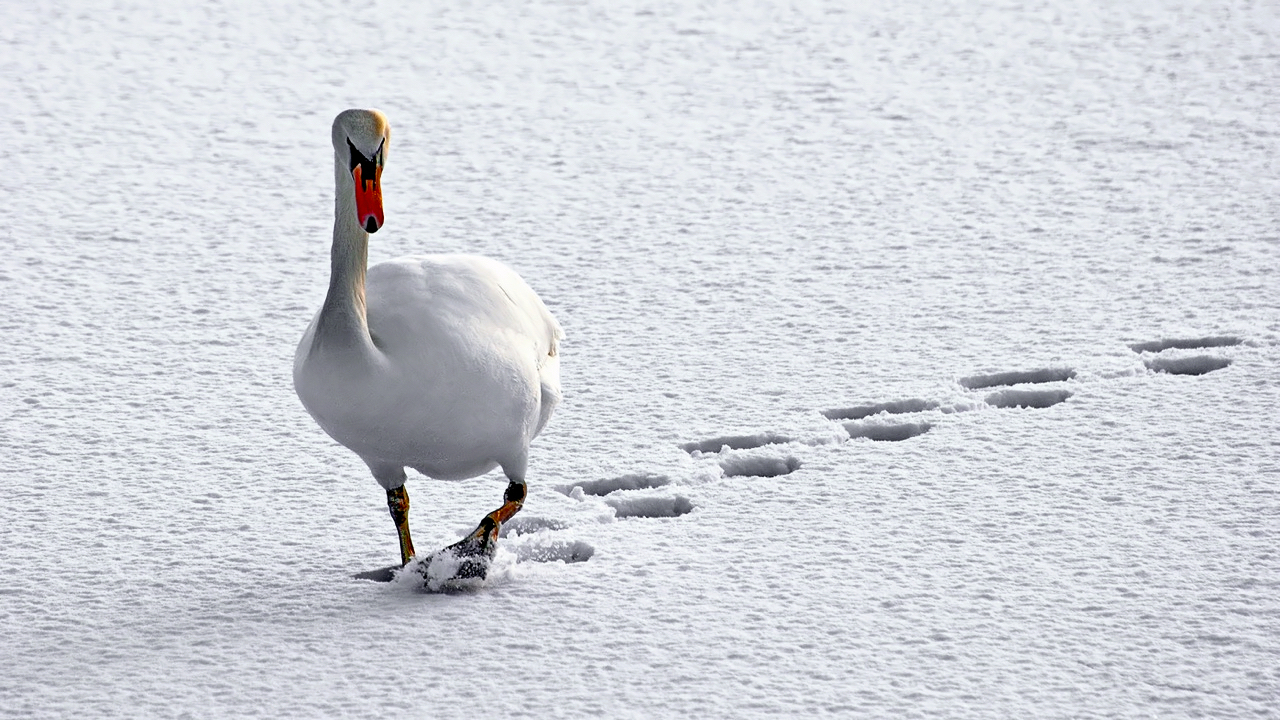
[509,333,1245,587]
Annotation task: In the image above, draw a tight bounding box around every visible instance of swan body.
[293,109,562,568]
[295,254,562,483]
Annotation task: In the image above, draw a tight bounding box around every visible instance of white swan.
[293,109,563,573]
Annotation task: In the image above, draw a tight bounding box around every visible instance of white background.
[2,0,1277,717]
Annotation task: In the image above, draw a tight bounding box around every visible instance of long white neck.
[315,161,375,353]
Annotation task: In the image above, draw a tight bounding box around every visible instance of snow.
[2,0,1278,717]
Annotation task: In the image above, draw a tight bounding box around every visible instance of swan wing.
[364,253,563,445]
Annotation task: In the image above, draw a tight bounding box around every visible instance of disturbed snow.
[1,0,1278,717]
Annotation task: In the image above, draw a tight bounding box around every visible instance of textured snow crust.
[2,0,1279,717]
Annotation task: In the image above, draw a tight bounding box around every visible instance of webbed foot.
[418,480,526,590]
[439,516,500,579]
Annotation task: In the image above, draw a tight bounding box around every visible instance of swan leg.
[418,477,527,586]
[439,479,526,567]
[386,485,416,565]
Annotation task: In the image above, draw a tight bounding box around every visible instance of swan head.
[333,109,391,234]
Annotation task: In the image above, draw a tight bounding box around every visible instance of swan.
[293,109,563,578]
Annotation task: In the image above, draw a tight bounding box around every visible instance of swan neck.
[317,166,373,347]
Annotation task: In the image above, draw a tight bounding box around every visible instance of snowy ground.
[2,0,1279,717]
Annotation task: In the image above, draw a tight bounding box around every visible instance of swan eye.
[347,137,384,189]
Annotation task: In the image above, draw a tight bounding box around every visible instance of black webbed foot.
[438,517,499,580]
[415,480,526,591]
[417,517,500,590]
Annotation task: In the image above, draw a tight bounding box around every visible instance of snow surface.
[2,0,1279,717]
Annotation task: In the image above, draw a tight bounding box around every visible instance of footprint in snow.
[1128,335,1242,353]
[555,472,672,496]
[679,432,803,477]
[558,473,696,518]
[676,431,803,477]
[719,455,802,478]
[957,367,1075,409]
[958,367,1076,390]
[605,495,695,518]
[514,538,594,564]
[822,397,939,443]
[821,398,940,421]
[983,387,1072,409]
[679,432,793,454]
[1129,335,1239,376]
[843,420,934,441]
[498,515,570,537]
[1142,355,1232,376]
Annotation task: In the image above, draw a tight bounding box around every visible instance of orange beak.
[352,163,384,233]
